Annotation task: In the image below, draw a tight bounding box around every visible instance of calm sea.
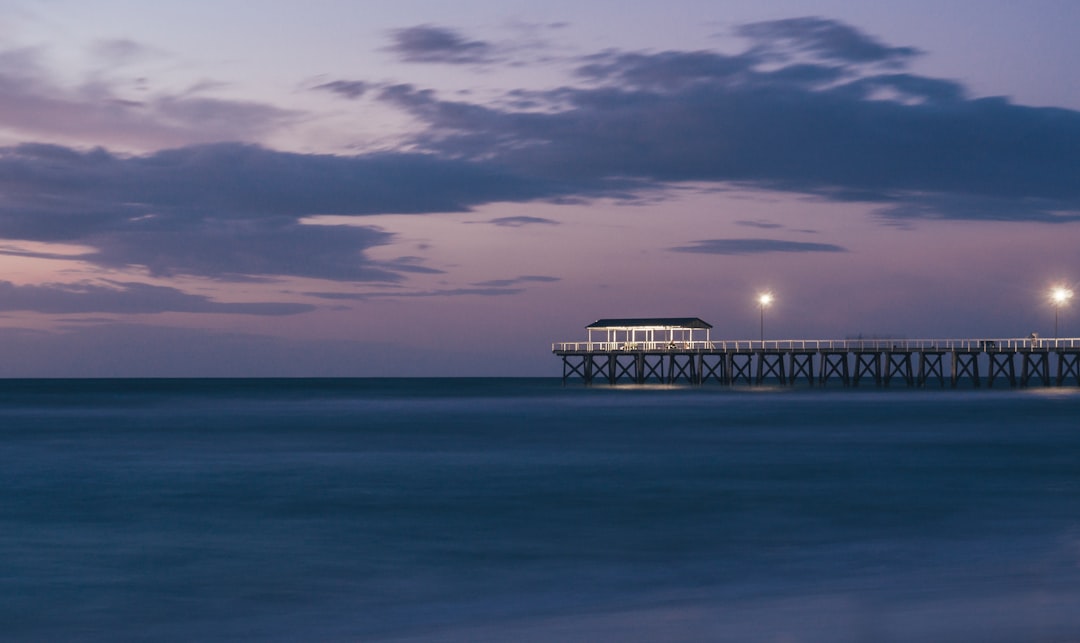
[2,378,1079,642]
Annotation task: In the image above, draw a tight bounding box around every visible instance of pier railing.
[552,338,1080,353]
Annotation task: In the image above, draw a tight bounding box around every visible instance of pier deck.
[553,338,1080,387]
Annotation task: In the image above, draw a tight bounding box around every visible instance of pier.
[553,318,1080,387]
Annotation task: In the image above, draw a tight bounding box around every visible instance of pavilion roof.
[586,317,712,330]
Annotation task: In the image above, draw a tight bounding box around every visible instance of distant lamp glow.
[758,292,774,342]
[1051,286,1074,339]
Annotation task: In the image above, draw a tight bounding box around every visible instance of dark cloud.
[377,18,1080,223]
[471,275,560,287]
[736,17,921,65]
[671,238,848,255]
[576,50,757,90]
[388,26,496,64]
[0,142,564,220]
[0,142,574,281]
[833,73,966,104]
[0,280,313,315]
[735,220,784,229]
[307,286,524,300]
[313,80,369,99]
[83,223,410,282]
[486,216,560,227]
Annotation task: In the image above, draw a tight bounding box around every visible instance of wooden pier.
[553,318,1080,387]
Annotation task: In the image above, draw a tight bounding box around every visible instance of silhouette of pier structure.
[553,318,1080,387]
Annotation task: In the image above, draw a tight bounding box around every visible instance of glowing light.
[1051,286,1073,306]
[757,292,774,342]
[1050,285,1073,339]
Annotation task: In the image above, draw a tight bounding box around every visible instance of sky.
[0,0,1078,376]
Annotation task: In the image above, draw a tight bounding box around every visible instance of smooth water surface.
[2,378,1079,641]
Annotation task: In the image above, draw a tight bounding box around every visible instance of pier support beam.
[789,352,815,386]
[611,354,636,384]
[730,353,753,385]
[853,351,882,387]
[583,354,595,386]
[1057,350,1080,386]
[588,354,612,386]
[700,354,727,385]
[918,351,946,388]
[884,351,914,387]
[986,352,1016,388]
[641,354,664,383]
[1021,351,1050,387]
[561,355,587,386]
[756,352,786,385]
[667,353,697,385]
[952,351,980,388]
[818,351,850,387]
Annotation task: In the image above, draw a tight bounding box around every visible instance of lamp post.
[1051,286,1073,340]
[758,292,773,343]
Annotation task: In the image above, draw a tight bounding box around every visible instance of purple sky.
[0,1,1078,376]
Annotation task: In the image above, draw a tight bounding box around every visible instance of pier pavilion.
[585,318,713,349]
[553,317,1080,388]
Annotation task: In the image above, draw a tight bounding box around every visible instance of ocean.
[2,378,1079,642]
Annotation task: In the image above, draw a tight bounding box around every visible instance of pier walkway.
[553,337,1080,388]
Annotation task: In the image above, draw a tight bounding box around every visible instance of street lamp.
[1051,286,1073,340]
[758,292,773,343]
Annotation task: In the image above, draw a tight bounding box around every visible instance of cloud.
[0,280,314,315]
[671,238,848,255]
[736,17,921,65]
[307,286,525,300]
[832,73,966,104]
[313,80,369,99]
[1,14,1077,299]
[471,275,560,287]
[387,26,497,64]
[576,50,758,90]
[83,223,410,282]
[0,142,575,281]
[0,45,298,151]
[150,95,299,140]
[735,220,784,229]
[485,216,560,227]
[377,18,1080,223]
[875,192,1080,223]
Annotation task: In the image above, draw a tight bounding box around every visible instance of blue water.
[2,379,1080,642]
